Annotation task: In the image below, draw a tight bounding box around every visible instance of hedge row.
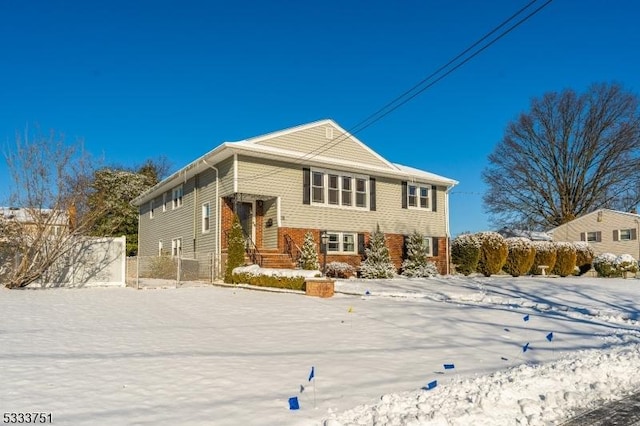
[452,233,602,277]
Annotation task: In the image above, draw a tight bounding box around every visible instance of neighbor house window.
[150,200,155,218]
[202,203,210,233]
[587,231,599,242]
[172,238,182,257]
[619,229,633,241]
[310,168,368,209]
[325,232,357,254]
[407,184,431,210]
[172,185,183,209]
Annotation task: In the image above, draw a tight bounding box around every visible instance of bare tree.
[1,127,105,288]
[483,83,640,229]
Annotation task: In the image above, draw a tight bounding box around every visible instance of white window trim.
[171,237,182,257]
[162,193,167,212]
[325,231,357,254]
[619,228,633,241]
[158,240,163,256]
[310,168,368,210]
[172,185,183,210]
[202,202,211,233]
[423,236,433,257]
[407,183,432,210]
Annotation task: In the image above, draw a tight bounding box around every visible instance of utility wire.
[235,0,554,182]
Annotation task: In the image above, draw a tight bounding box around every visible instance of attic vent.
[597,211,603,222]
[325,127,334,140]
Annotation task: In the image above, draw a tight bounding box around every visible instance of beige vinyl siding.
[236,156,448,237]
[262,198,278,249]
[253,124,391,169]
[217,156,235,196]
[551,210,640,258]
[194,166,219,254]
[138,178,196,257]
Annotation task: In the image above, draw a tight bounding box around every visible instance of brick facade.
[221,197,450,275]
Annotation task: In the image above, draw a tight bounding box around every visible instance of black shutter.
[432,237,438,257]
[369,178,376,211]
[580,232,586,241]
[432,186,437,211]
[632,228,638,240]
[613,230,619,241]
[302,168,310,205]
[401,181,407,209]
[596,231,602,242]
[402,235,409,259]
[357,233,366,258]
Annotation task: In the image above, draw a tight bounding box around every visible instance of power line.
[236,0,555,183]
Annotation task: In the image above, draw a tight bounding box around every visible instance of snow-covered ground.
[1,275,639,425]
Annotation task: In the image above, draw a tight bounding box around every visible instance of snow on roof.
[0,207,68,225]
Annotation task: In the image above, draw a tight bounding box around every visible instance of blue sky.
[1,0,639,236]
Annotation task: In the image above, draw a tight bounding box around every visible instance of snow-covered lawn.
[1,275,639,425]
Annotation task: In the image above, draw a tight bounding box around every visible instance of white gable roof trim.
[132,120,458,206]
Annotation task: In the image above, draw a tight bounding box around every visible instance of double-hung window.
[587,231,599,242]
[173,185,183,209]
[171,238,182,257]
[325,231,357,254]
[407,184,431,210]
[202,203,210,233]
[310,168,368,209]
[619,229,633,241]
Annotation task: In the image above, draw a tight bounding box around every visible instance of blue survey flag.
[308,366,315,382]
[444,364,455,370]
[422,380,438,391]
[523,314,530,322]
[289,396,300,410]
[522,342,530,352]
[300,385,305,393]
[365,290,371,295]
[546,332,554,342]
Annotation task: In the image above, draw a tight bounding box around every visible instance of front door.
[236,202,253,240]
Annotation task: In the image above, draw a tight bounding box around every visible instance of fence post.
[136,256,140,290]
[176,256,180,288]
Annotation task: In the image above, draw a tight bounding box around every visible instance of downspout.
[193,173,198,257]
[444,185,452,275]
[203,159,219,279]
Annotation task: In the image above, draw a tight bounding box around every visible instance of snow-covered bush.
[225,214,246,283]
[574,242,595,275]
[552,242,577,277]
[401,231,437,277]
[299,232,320,270]
[325,261,355,278]
[593,253,620,277]
[503,237,536,277]
[529,241,557,275]
[475,232,508,277]
[451,233,480,276]
[615,254,638,275]
[360,226,396,279]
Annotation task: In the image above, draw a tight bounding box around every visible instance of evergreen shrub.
[475,232,508,277]
[232,272,306,290]
[615,254,638,275]
[593,253,620,277]
[225,214,246,283]
[574,242,595,275]
[401,231,438,277]
[300,232,320,270]
[360,225,396,279]
[552,242,577,277]
[529,241,557,275]
[503,237,536,277]
[451,233,480,276]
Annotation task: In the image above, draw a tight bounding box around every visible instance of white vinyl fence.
[32,236,127,288]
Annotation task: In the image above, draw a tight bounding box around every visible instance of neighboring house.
[497,227,552,241]
[549,209,640,258]
[132,119,458,275]
[0,206,68,238]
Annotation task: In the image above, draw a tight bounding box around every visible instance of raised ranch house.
[132,119,458,276]
[549,209,640,259]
